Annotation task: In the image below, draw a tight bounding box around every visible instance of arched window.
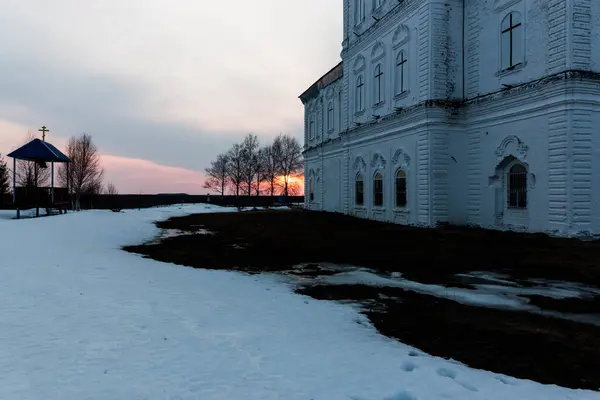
[373,172,383,206]
[395,169,407,207]
[356,0,366,24]
[309,178,315,202]
[507,163,527,209]
[374,64,384,104]
[327,102,334,131]
[501,12,523,70]
[355,173,364,205]
[309,116,315,139]
[395,50,408,95]
[355,75,364,112]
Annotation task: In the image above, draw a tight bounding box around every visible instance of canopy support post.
[51,162,54,203]
[12,158,19,220]
[35,164,39,218]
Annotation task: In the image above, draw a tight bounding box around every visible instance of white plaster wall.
[587,0,599,72]
[447,126,468,224]
[590,105,600,233]
[346,130,421,224]
[348,9,421,127]
[467,0,553,96]
[473,109,549,231]
[322,154,343,212]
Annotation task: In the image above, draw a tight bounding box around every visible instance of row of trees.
[0,133,117,210]
[204,133,303,197]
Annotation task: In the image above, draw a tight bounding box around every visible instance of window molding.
[355,0,367,27]
[308,115,316,140]
[373,63,385,106]
[499,11,525,73]
[355,172,365,206]
[372,171,384,208]
[394,48,408,97]
[394,168,407,209]
[392,24,410,49]
[355,74,365,113]
[327,101,334,132]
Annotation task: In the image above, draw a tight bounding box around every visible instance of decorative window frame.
[394,48,409,99]
[372,0,386,14]
[308,115,316,140]
[392,148,410,211]
[327,101,334,133]
[392,24,410,49]
[353,155,367,208]
[372,170,385,209]
[355,75,366,116]
[372,63,385,108]
[355,0,367,28]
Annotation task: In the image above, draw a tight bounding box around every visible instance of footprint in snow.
[437,368,457,379]
[401,361,417,372]
[408,350,420,357]
[384,391,417,400]
[437,368,479,392]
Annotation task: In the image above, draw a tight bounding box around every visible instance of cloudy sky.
[0,0,342,193]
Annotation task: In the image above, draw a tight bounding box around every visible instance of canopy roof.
[7,139,71,163]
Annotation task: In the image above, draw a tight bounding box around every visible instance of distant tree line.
[0,132,118,210]
[204,133,303,198]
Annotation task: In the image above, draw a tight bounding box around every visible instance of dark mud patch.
[124,210,600,390]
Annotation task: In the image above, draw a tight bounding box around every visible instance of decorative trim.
[371,152,386,170]
[494,0,522,12]
[326,86,335,99]
[353,55,366,73]
[371,41,386,62]
[353,155,367,172]
[495,135,528,162]
[392,24,410,49]
[495,61,527,78]
[394,90,410,101]
[392,148,411,168]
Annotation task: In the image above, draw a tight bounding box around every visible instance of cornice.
[342,0,420,60]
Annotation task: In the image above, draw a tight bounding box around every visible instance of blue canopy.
[7,139,71,163]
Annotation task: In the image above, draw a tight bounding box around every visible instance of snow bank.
[0,205,596,399]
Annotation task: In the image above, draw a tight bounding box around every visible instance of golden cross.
[38,126,49,141]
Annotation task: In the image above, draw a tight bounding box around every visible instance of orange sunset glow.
[274,175,304,195]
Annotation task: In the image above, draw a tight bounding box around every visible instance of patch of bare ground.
[124,210,600,390]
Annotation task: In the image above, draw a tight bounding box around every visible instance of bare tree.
[203,153,229,197]
[58,133,104,210]
[0,154,10,204]
[16,133,51,187]
[240,134,260,196]
[226,143,244,197]
[273,134,303,197]
[254,147,268,196]
[261,144,280,197]
[105,182,119,195]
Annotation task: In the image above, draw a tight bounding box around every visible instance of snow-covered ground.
[0,205,597,400]
[293,265,600,326]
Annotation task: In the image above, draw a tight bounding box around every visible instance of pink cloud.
[101,154,205,194]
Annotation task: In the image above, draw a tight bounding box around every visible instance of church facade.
[300,0,600,235]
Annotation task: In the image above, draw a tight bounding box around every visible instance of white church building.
[300,0,600,235]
